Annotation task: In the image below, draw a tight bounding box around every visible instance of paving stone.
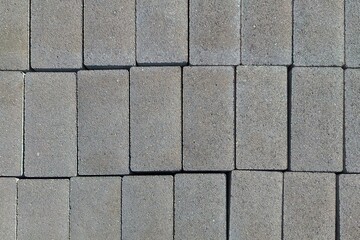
[70,177,121,240]
[122,176,173,240]
[345,0,360,67]
[283,172,336,240]
[230,171,282,240]
[84,0,135,68]
[190,0,240,65]
[236,66,287,170]
[0,178,17,240]
[31,0,82,70]
[25,72,77,177]
[130,67,181,171]
[291,67,343,172]
[18,179,69,240]
[136,0,187,65]
[174,174,226,240]
[78,70,129,175]
[241,0,292,65]
[0,72,23,176]
[293,0,344,66]
[0,0,29,70]
[183,66,234,171]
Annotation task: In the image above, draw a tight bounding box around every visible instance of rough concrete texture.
[190,0,240,65]
[183,66,234,171]
[130,67,181,171]
[84,0,135,68]
[78,70,129,175]
[174,174,226,240]
[345,0,360,67]
[293,0,344,66]
[291,67,343,172]
[0,178,17,240]
[70,177,122,240]
[0,72,23,176]
[230,171,283,240]
[31,0,82,70]
[122,176,173,240]
[136,0,188,65]
[25,72,77,177]
[236,66,287,170]
[241,0,292,65]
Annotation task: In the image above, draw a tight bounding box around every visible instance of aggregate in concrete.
[78,70,129,175]
[0,178,17,240]
[345,0,360,67]
[236,66,287,170]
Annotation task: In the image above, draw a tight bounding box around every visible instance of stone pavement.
[0,0,359,239]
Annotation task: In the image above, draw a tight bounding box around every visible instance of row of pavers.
[1,0,359,70]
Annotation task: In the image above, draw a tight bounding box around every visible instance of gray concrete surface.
[345,0,360,67]
[0,178,17,240]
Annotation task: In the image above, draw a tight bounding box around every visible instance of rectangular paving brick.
[0,178,17,240]
[230,171,282,240]
[18,179,69,240]
[70,177,121,240]
[0,72,23,176]
[241,0,292,65]
[291,67,343,172]
[78,70,129,175]
[31,0,82,70]
[345,0,360,67]
[122,176,173,240]
[190,0,240,65]
[25,73,77,177]
[294,0,344,66]
[236,66,287,170]
[130,67,181,171]
[136,0,187,65]
[183,66,234,171]
[84,0,135,68]
[175,174,226,240]
[284,172,336,240]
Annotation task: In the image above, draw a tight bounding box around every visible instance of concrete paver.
[345,0,360,67]
[0,178,17,240]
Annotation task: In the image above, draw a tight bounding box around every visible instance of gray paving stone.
[190,0,240,65]
[130,67,181,171]
[31,0,82,70]
[70,177,121,240]
[284,172,336,240]
[236,66,287,170]
[78,70,129,175]
[0,0,29,70]
[0,72,23,176]
[136,0,187,65]
[293,0,344,66]
[175,174,226,240]
[84,0,135,68]
[345,0,360,67]
[25,72,77,177]
[0,178,17,240]
[291,67,343,172]
[122,176,173,240]
[183,66,234,171]
[18,179,69,240]
[230,171,282,240]
[241,0,292,65]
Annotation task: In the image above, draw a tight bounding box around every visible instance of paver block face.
[84,0,135,68]
[130,67,181,171]
[174,174,226,240]
[31,0,82,70]
[236,66,287,170]
[25,72,77,177]
[284,172,336,240]
[18,179,69,240]
[183,66,234,171]
[291,67,343,172]
[241,0,292,65]
[122,176,173,240]
[136,0,187,65]
[190,0,240,65]
[70,177,121,240]
[0,0,29,70]
[78,70,129,175]
[293,0,344,66]
[0,178,17,240]
[0,72,23,176]
[345,0,360,67]
[230,171,283,240]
